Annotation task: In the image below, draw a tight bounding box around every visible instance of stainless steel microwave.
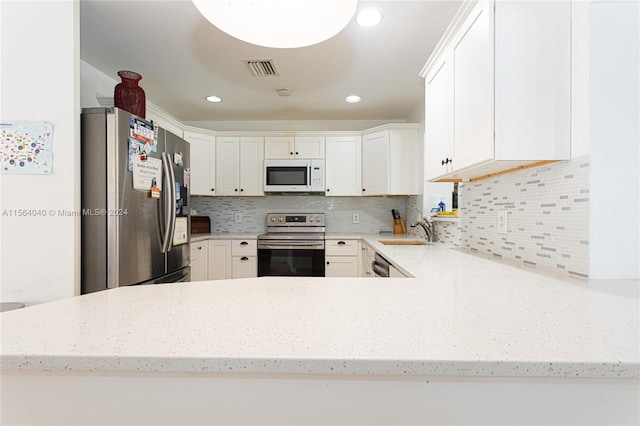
[263,159,325,193]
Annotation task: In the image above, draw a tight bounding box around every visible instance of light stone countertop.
[190,233,260,243]
[1,237,638,379]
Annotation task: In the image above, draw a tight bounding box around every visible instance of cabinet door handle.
[326,261,330,265]
[234,188,238,192]
[240,188,244,192]
[326,188,330,192]
[240,256,249,261]
[211,188,215,192]
[295,152,299,155]
[362,188,366,192]
[337,241,346,245]
[197,246,202,250]
[290,152,294,155]
[240,241,248,245]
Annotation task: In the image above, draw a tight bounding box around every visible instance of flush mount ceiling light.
[192,0,358,49]
[356,9,382,27]
[277,88,293,97]
[345,95,361,103]
[206,95,222,103]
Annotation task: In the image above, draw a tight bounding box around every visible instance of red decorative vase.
[114,70,146,118]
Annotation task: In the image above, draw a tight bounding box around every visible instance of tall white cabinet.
[362,124,421,196]
[325,136,362,196]
[215,136,264,196]
[184,130,216,196]
[421,0,571,182]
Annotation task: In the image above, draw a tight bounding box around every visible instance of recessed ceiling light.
[206,95,222,103]
[356,9,382,27]
[345,95,361,103]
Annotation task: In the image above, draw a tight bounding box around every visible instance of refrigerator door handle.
[167,152,178,251]
[160,152,174,253]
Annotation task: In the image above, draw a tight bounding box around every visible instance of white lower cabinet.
[361,242,376,277]
[325,239,360,277]
[231,239,257,279]
[207,239,258,279]
[190,241,209,281]
[208,240,232,280]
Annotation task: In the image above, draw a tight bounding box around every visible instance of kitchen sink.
[379,240,428,246]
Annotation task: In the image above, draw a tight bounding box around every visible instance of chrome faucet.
[411,217,434,242]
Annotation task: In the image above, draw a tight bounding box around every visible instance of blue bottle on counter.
[438,199,446,212]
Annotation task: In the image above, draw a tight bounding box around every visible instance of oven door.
[258,240,325,277]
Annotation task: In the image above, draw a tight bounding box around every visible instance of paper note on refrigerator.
[132,156,162,191]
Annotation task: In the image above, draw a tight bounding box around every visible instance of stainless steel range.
[257,213,326,277]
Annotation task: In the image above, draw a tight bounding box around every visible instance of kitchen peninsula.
[2,238,638,425]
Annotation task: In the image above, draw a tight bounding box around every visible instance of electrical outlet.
[352,213,360,224]
[234,213,242,223]
[497,210,507,234]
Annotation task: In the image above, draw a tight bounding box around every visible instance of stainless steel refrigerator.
[81,107,190,294]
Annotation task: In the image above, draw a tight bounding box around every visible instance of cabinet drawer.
[232,256,257,279]
[325,239,359,256]
[231,239,257,256]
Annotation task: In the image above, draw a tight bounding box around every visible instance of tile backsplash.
[191,195,408,235]
[192,157,590,277]
[459,157,590,277]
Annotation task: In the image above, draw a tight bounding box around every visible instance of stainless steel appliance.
[81,107,190,293]
[263,159,325,192]
[258,213,326,276]
[372,253,391,278]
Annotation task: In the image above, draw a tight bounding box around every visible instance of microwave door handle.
[307,163,312,190]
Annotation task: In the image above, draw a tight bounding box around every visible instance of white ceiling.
[80,0,462,124]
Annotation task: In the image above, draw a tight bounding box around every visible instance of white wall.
[80,61,117,108]
[588,0,640,279]
[0,1,80,304]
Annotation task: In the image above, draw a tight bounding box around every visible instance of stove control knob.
[270,217,276,222]
[278,216,284,222]
[309,216,315,222]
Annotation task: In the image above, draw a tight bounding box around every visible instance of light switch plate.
[352,213,360,224]
[234,213,242,223]
[497,210,507,234]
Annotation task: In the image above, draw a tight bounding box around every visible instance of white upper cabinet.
[325,136,362,196]
[362,125,421,196]
[264,136,325,159]
[424,51,455,179]
[420,0,571,182]
[183,130,215,196]
[215,136,264,196]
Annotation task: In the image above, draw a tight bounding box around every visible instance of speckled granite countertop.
[1,240,638,379]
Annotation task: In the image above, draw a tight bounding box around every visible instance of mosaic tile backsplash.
[459,157,590,277]
[191,195,408,235]
[192,157,590,277]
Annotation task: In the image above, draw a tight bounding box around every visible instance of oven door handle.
[258,242,324,250]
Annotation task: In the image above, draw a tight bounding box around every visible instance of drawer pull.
[337,241,346,245]
[240,241,249,245]
[240,256,249,261]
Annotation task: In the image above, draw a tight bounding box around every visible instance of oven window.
[265,166,308,186]
[258,248,325,277]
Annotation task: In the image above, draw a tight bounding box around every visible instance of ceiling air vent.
[245,59,279,77]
